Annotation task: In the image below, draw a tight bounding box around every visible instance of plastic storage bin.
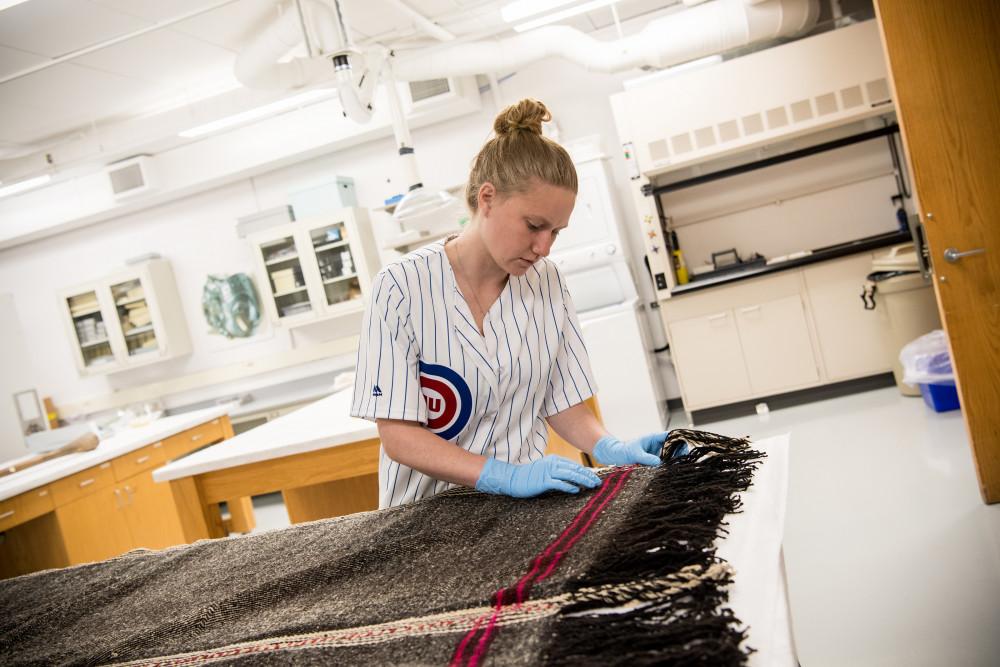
[900,329,960,413]
[919,382,960,412]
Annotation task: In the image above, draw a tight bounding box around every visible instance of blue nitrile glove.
[593,433,668,466]
[475,455,602,498]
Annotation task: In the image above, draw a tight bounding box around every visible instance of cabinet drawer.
[164,419,226,460]
[50,461,115,506]
[112,440,167,481]
[0,489,49,532]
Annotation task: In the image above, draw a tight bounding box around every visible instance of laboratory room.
[1,0,998,664]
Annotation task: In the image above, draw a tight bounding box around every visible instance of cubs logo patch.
[418,361,473,441]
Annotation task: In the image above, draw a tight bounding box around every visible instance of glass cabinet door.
[307,222,362,309]
[259,235,313,319]
[110,278,159,358]
[66,291,115,369]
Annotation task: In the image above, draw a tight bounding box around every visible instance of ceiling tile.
[0,0,147,57]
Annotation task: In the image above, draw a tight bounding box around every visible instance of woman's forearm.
[545,401,610,456]
[376,419,488,488]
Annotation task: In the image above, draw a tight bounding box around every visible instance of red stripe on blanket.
[450,466,635,667]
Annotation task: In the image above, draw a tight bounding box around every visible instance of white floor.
[248,386,1000,666]
[694,386,1000,667]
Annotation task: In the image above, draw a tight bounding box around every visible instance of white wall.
[0,294,34,459]
[0,55,664,419]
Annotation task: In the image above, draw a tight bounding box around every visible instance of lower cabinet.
[668,311,752,407]
[663,253,893,412]
[735,295,819,395]
[56,485,135,565]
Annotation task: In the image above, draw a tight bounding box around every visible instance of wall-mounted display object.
[247,208,381,327]
[202,273,261,339]
[57,259,192,376]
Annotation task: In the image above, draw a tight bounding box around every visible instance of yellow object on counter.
[673,249,689,285]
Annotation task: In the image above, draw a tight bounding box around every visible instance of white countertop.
[153,388,377,483]
[0,405,230,502]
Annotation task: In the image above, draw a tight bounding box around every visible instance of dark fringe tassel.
[544,429,765,666]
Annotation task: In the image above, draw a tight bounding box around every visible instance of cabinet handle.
[125,485,135,503]
[0,509,14,520]
[79,478,95,488]
[136,455,150,464]
[100,462,111,469]
[152,441,163,449]
[114,488,125,509]
[706,313,728,323]
[38,489,48,497]
[191,434,202,441]
[739,305,762,315]
[212,419,219,425]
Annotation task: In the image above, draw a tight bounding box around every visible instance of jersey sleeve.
[350,267,428,424]
[541,269,597,417]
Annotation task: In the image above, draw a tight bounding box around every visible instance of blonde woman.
[351,99,668,508]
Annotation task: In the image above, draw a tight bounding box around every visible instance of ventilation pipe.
[390,0,819,80]
[234,0,381,123]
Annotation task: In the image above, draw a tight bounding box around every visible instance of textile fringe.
[545,428,764,667]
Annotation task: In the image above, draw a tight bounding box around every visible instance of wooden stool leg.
[224,497,256,534]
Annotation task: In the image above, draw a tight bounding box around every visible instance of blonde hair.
[465,99,578,212]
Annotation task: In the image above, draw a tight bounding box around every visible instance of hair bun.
[494,99,551,136]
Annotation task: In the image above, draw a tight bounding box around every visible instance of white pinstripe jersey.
[350,240,596,508]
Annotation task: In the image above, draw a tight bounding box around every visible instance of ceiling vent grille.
[408,78,451,103]
[107,155,156,199]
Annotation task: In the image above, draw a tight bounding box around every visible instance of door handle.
[943,247,985,263]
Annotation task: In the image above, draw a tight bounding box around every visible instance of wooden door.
[55,489,133,565]
[875,1,1000,502]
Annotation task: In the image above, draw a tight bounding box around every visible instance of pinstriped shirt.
[350,241,596,508]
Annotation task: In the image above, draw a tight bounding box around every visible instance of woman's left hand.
[593,433,667,466]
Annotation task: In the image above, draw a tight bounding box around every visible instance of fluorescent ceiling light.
[178,89,335,138]
[0,174,51,199]
[501,0,578,23]
[513,0,618,32]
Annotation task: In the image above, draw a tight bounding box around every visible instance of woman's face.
[477,180,576,276]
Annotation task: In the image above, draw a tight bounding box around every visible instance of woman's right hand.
[475,455,601,498]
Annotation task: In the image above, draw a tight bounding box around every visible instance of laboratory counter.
[671,229,913,296]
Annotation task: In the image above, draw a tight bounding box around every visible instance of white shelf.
[79,337,110,349]
[116,296,147,307]
[273,286,308,298]
[70,306,101,318]
[313,239,349,253]
[323,272,357,285]
[265,253,299,266]
[124,324,154,337]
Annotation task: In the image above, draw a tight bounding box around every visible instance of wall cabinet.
[58,259,191,376]
[662,255,892,411]
[248,208,382,327]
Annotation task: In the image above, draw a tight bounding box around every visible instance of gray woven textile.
[0,429,763,666]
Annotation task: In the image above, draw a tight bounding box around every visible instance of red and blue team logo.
[419,361,473,441]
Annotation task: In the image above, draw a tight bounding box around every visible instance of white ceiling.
[0,0,675,181]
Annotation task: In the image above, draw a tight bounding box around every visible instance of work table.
[671,230,912,296]
[154,387,374,483]
[0,405,230,502]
